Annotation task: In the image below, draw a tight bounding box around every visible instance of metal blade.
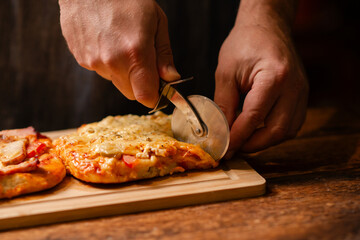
[150,78,230,160]
[171,95,230,160]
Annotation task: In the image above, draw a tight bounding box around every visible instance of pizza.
[54,112,218,183]
[0,127,66,199]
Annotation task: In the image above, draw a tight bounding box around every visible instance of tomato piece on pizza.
[122,155,138,168]
[27,141,47,158]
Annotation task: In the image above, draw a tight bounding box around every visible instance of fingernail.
[166,65,181,81]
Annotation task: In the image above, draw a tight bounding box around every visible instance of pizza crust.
[0,153,66,199]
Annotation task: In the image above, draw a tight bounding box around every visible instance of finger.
[287,90,308,137]
[128,46,160,108]
[155,6,180,82]
[111,75,136,100]
[214,69,239,127]
[95,59,136,100]
[228,72,282,151]
[240,92,298,152]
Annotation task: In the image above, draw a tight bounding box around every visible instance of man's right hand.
[59,0,180,108]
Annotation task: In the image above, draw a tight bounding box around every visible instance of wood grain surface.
[0,107,359,240]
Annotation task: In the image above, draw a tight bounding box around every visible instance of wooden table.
[1,107,359,240]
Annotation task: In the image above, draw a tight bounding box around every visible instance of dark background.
[0,0,359,132]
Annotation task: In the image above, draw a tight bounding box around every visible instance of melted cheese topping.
[59,112,178,158]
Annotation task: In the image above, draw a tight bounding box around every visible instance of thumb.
[155,6,180,81]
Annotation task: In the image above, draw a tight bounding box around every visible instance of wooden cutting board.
[0,129,266,231]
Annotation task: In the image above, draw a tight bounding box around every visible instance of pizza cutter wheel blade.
[150,78,230,160]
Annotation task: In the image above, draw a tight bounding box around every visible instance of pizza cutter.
[149,77,230,160]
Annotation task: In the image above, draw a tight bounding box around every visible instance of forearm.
[235,0,298,35]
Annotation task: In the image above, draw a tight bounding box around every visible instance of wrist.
[234,0,297,36]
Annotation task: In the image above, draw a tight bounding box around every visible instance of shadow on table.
[238,107,360,179]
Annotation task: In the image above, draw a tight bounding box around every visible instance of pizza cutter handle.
[149,77,207,137]
[149,77,192,113]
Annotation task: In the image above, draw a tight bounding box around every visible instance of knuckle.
[245,110,265,127]
[69,47,101,71]
[272,63,290,85]
[123,41,144,64]
[157,43,172,57]
[257,60,290,86]
[101,52,119,70]
[87,58,101,70]
[128,63,146,81]
[102,39,145,70]
[271,125,288,140]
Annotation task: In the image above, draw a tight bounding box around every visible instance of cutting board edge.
[0,179,265,231]
[0,174,265,218]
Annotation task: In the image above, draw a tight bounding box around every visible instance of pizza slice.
[0,127,66,199]
[54,112,218,183]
